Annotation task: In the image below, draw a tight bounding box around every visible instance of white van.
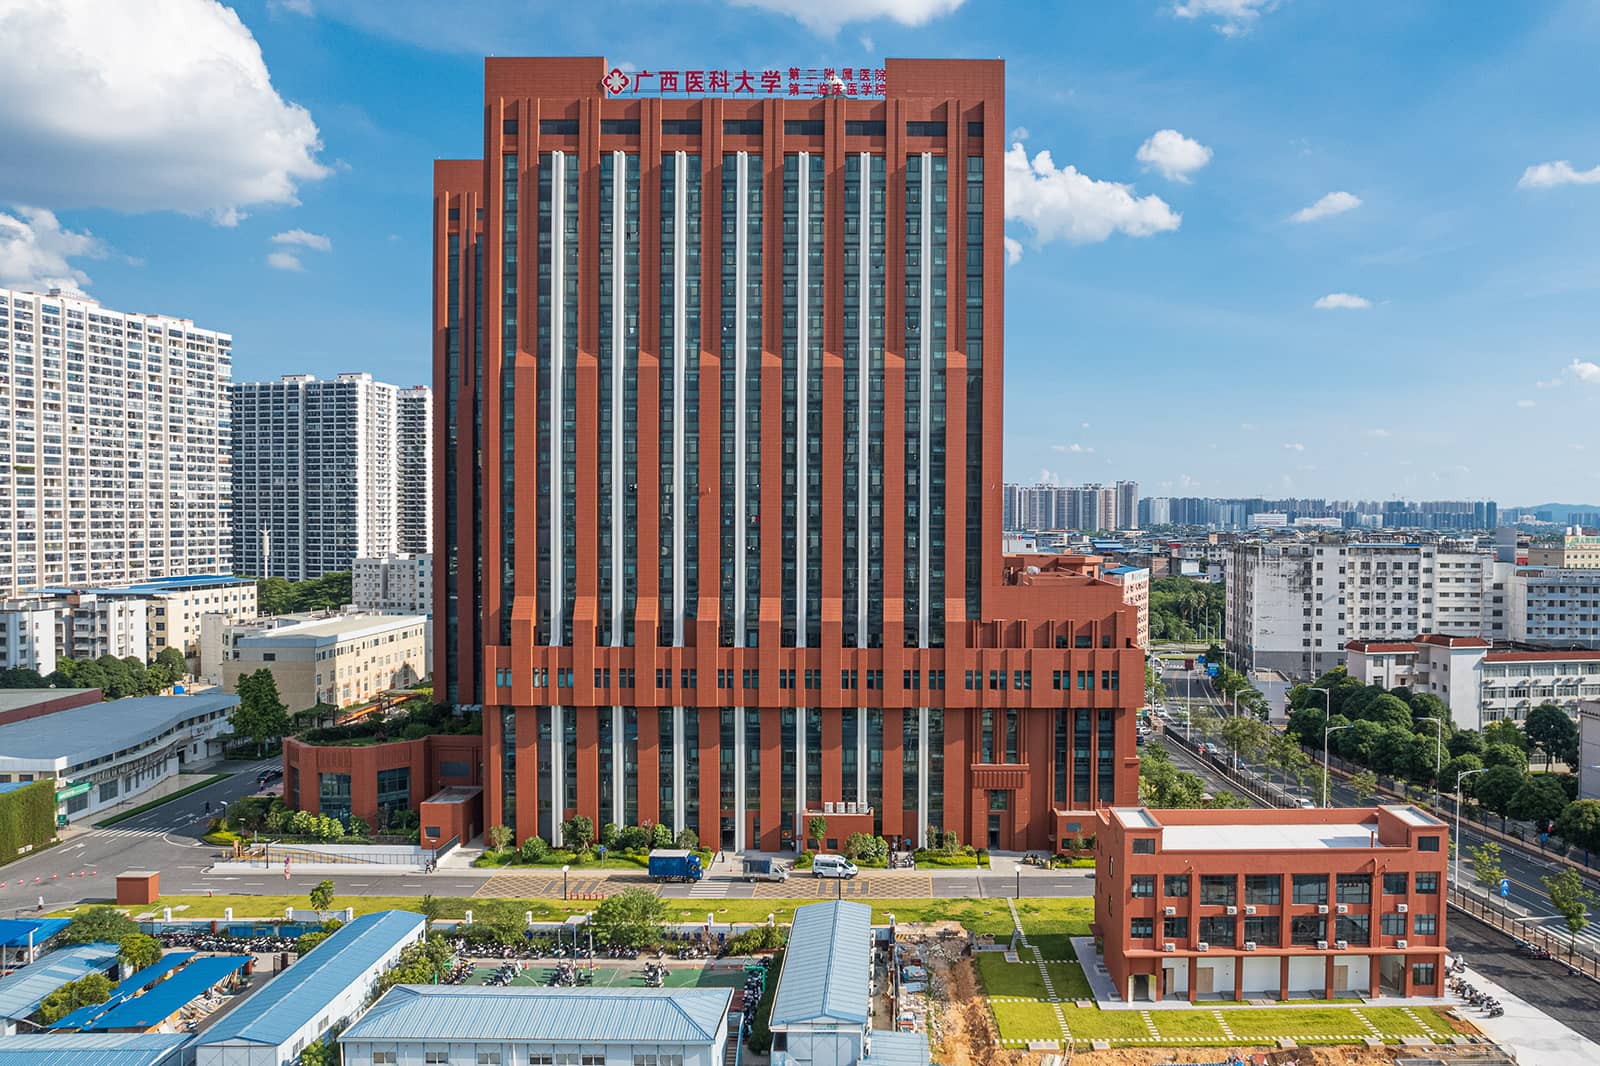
[811,854,860,879]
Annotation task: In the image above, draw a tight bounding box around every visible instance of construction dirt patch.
[1057,1046,1406,1066]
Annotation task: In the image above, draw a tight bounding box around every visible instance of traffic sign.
[1499,877,1511,899]
[54,781,92,802]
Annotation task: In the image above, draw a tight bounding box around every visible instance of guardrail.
[1159,728,1286,809]
[1448,884,1600,983]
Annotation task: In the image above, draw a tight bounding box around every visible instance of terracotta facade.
[283,735,483,827]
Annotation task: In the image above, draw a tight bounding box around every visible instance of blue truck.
[647,849,705,883]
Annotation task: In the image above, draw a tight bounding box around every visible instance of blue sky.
[2,0,1598,504]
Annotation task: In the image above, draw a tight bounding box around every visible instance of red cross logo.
[601,67,630,95]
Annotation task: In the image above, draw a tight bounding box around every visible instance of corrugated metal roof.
[769,901,870,1027]
[195,910,424,1048]
[0,693,238,766]
[0,1033,190,1066]
[861,1030,931,1066]
[50,954,196,1031]
[341,986,732,1045]
[0,944,120,1021]
[82,956,249,1032]
[0,919,70,948]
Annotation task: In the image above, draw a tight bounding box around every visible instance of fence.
[1448,883,1600,982]
[1160,727,1288,809]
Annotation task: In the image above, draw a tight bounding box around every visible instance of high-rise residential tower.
[0,287,232,598]
[233,373,430,580]
[397,385,434,555]
[435,57,1142,852]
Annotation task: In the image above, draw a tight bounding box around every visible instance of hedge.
[0,780,58,865]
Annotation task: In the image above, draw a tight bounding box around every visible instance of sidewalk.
[1454,962,1600,1065]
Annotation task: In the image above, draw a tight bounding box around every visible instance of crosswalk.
[91,825,168,842]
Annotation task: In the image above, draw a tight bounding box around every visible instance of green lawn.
[1058,1005,1155,1042]
[1145,1011,1229,1042]
[1361,1006,1454,1038]
[1016,898,1092,959]
[990,1001,1063,1042]
[974,953,1048,999]
[1045,961,1093,999]
[1222,1007,1375,1040]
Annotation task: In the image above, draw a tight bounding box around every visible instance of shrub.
[617,824,649,850]
[675,827,699,850]
[650,822,673,849]
[519,835,550,863]
[62,907,137,945]
[723,925,787,956]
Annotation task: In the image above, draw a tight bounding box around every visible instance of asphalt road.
[1447,909,1600,1044]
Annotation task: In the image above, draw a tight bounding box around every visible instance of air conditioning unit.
[1244,906,1257,915]
[1164,906,1177,916]
[1336,904,1349,914]
[1317,940,1329,950]
[1397,903,1408,913]
[1336,940,1348,950]
[1244,941,1257,951]
[1163,942,1177,952]
[1197,942,1210,952]
[1396,939,1408,949]
[1226,905,1238,915]
[1318,904,1330,914]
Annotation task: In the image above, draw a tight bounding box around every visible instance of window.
[1412,962,1436,988]
[1132,838,1155,854]
[845,120,886,136]
[319,773,352,823]
[372,1054,396,1065]
[661,119,701,135]
[1131,875,1155,898]
[724,118,763,134]
[479,1054,502,1066]
[503,119,519,134]
[906,121,947,137]
[1199,875,1236,906]
[1290,915,1327,946]
[530,1056,553,1065]
[1199,915,1236,947]
[1163,915,1188,939]
[540,118,579,135]
[1383,873,1409,895]
[1336,874,1371,905]
[1336,914,1370,945]
[1245,875,1281,906]
[601,119,640,135]
[1418,835,1441,852]
[1380,912,1406,936]
[377,767,410,813]
[1292,874,1328,905]
[784,120,825,135]
[1163,874,1189,897]
[582,1058,604,1066]
[967,121,985,137]
[426,1052,448,1065]
[1415,872,1439,894]
[1413,913,1437,935]
[1243,916,1280,946]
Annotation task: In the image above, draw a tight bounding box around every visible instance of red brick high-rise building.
[433,56,1142,852]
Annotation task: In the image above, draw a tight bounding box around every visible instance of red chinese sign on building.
[601,66,888,98]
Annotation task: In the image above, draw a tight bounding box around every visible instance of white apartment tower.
[233,374,431,580]
[0,287,232,599]
[396,385,433,555]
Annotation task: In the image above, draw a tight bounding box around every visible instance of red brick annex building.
[432,56,1143,853]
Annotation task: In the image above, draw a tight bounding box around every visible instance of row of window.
[382,1052,681,1066]
[1130,911,1437,944]
[504,118,982,139]
[1132,871,1439,905]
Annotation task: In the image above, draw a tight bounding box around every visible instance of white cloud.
[1052,443,1095,454]
[1518,160,1600,189]
[1364,428,1391,438]
[1171,0,1277,36]
[1314,292,1372,310]
[727,0,964,34]
[1291,190,1362,223]
[1009,126,1030,143]
[1516,399,1536,408]
[0,207,107,291]
[1003,236,1023,265]
[1570,359,1600,383]
[1136,129,1212,183]
[268,0,315,14]
[1037,468,1060,486]
[858,34,875,52]
[0,0,329,224]
[1282,442,1304,451]
[1004,142,1180,245]
[271,229,332,252]
[1239,422,1257,431]
[266,250,304,272]
[1535,376,1562,389]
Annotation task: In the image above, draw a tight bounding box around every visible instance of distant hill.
[1506,503,1600,521]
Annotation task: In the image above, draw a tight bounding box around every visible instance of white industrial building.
[194,910,424,1066]
[0,287,232,600]
[353,554,433,614]
[231,374,433,580]
[1509,567,1600,648]
[339,986,734,1066]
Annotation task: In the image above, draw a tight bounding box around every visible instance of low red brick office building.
[1093,805,1450,1003]
[283,734,483,828]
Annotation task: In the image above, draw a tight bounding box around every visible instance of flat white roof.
[1161,821,1381,851]
[235,613,426,646]
[1388,804,1444,827]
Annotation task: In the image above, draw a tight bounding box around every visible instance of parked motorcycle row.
[547,960,593,986]
[158,931,297,954]
[1449,975,1504,1018]
[642,962,668,987]
[1510,937,1590,978]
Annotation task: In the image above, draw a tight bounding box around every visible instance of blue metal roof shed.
[82,956,249,1032]
[0,1033,191,1066]
[769,901,872,1027]
[341,986,733,1045]
[0,944,120,1031]
[0,919,71,948]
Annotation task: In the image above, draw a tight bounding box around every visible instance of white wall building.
[0,287,232,600]
[1103,565,1150,648]
[1509,567,1600,648]
[0,604,56,675]
[396,386,433,556]
[353,554,433,614]
[232,374,431,581]
[1579,701,1600,801]
[223,611,428,709]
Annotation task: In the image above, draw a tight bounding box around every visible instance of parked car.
[811,854,859,879]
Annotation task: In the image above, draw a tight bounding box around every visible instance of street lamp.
[562,864,570,901]
[1417,717,1444,810]
[1453,767,1489,891]
[1323,723,1354,807]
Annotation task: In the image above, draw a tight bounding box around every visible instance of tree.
[519,835,549,862]
[1507,775,1568,830]
[1448,729,1487,759]
[231,669,290,755]
[0,667,45,688]
[1524,704,1578,769]
[1441,754,1484,794]
[1468,841,1506,900]
[295,930,331,954]
[650,822,673,849]
[1556,799,1600,860]
[1543,867,1596,960]
[561,815,595,854]
[808,815,828,850]
[1220,714,1268,765]
[1474,765,1526,831]
[62,906,138,945]
[309,879,336,911]
[1483,743,1528,774]
[418,894,443,926]
[486,824,513,852]
[589,887,669,948]
[300,1040,337,1066]
[1483,719,1528,752]
[674,827,699,850]
[1349,770,1378,804]
[118,933,162,971]
[34,973,113,1025]
[155,646,187,681]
